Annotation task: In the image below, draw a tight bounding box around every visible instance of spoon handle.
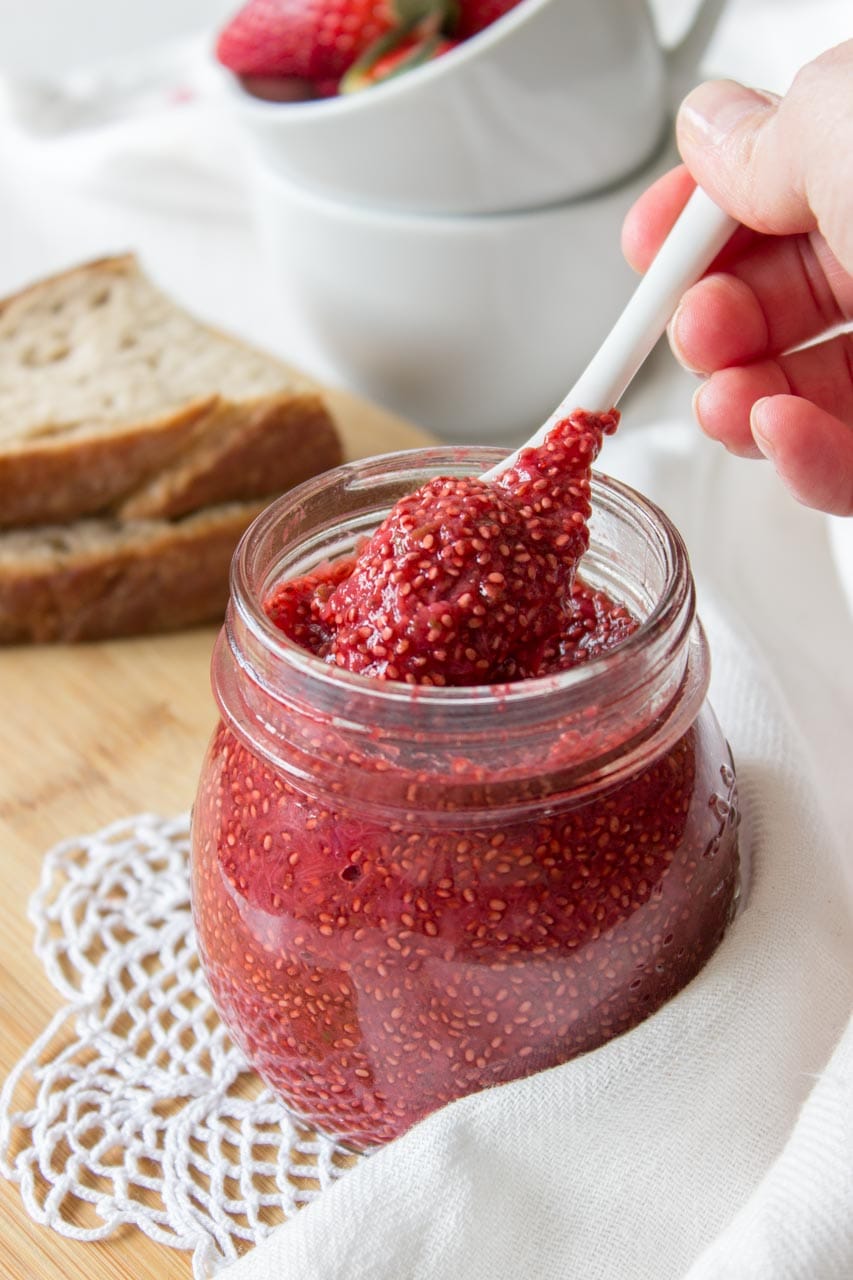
[485,188,737,479]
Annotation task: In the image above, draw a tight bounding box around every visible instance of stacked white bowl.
[222,0,726,442]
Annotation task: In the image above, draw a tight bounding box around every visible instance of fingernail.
[749,397,774,455]
[668,301,707,375]
[691,382,711,428]
[679,80,779,147]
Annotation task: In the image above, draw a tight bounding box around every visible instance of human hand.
[622,40,853,516]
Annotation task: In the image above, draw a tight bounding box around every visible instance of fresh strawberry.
[216,0,452,85]
[455,0,519,39]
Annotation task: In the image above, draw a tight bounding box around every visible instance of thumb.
[676,80,805,234]
[676,43,853,271]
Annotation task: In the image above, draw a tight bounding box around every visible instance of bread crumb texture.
[0,255,298,442]
[0,255,343,639]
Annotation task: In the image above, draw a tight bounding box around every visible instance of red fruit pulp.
[266,410,619,685]
[192,413,740,1149]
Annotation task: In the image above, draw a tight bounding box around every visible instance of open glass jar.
[191,447,740,1151]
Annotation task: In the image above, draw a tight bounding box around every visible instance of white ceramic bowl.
[248,138,677,443]
[226,0,673,216]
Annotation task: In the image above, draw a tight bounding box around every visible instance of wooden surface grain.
[0,387,431,1280]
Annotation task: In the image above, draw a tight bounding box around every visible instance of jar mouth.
[230,446,693,709]
[218,446,706,810]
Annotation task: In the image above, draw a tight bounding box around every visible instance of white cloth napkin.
[216,421,853,1279]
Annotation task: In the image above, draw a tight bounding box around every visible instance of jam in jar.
[191,443,740,1150]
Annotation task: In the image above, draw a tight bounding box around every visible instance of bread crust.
[0,399,214,527]
[0,501,269,644]
[0,252,138,320]
[120,393,341,520]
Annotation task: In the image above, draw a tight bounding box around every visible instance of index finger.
[621,164,756,274]
[622,165,850,362]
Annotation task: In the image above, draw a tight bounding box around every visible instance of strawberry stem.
[394,0,458,29]
[342,29,453,92]
[341,1,457,94]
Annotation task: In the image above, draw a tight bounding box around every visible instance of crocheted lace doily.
[0,813,358,1277]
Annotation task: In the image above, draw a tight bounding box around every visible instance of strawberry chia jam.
[192,416,740,1150]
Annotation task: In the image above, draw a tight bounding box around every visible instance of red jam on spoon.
[265,409,624,683]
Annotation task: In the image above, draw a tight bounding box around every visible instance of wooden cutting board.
[0,388,433,1280]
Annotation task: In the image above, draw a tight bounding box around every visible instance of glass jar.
[191,447,741,1152]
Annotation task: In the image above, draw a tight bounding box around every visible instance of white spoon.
[483,187,737,480]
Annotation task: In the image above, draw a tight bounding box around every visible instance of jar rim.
[216,445,707,812]
[229,445,694,715]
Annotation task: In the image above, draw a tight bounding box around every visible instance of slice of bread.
[0,254,342,526]
[0,501,269,643]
